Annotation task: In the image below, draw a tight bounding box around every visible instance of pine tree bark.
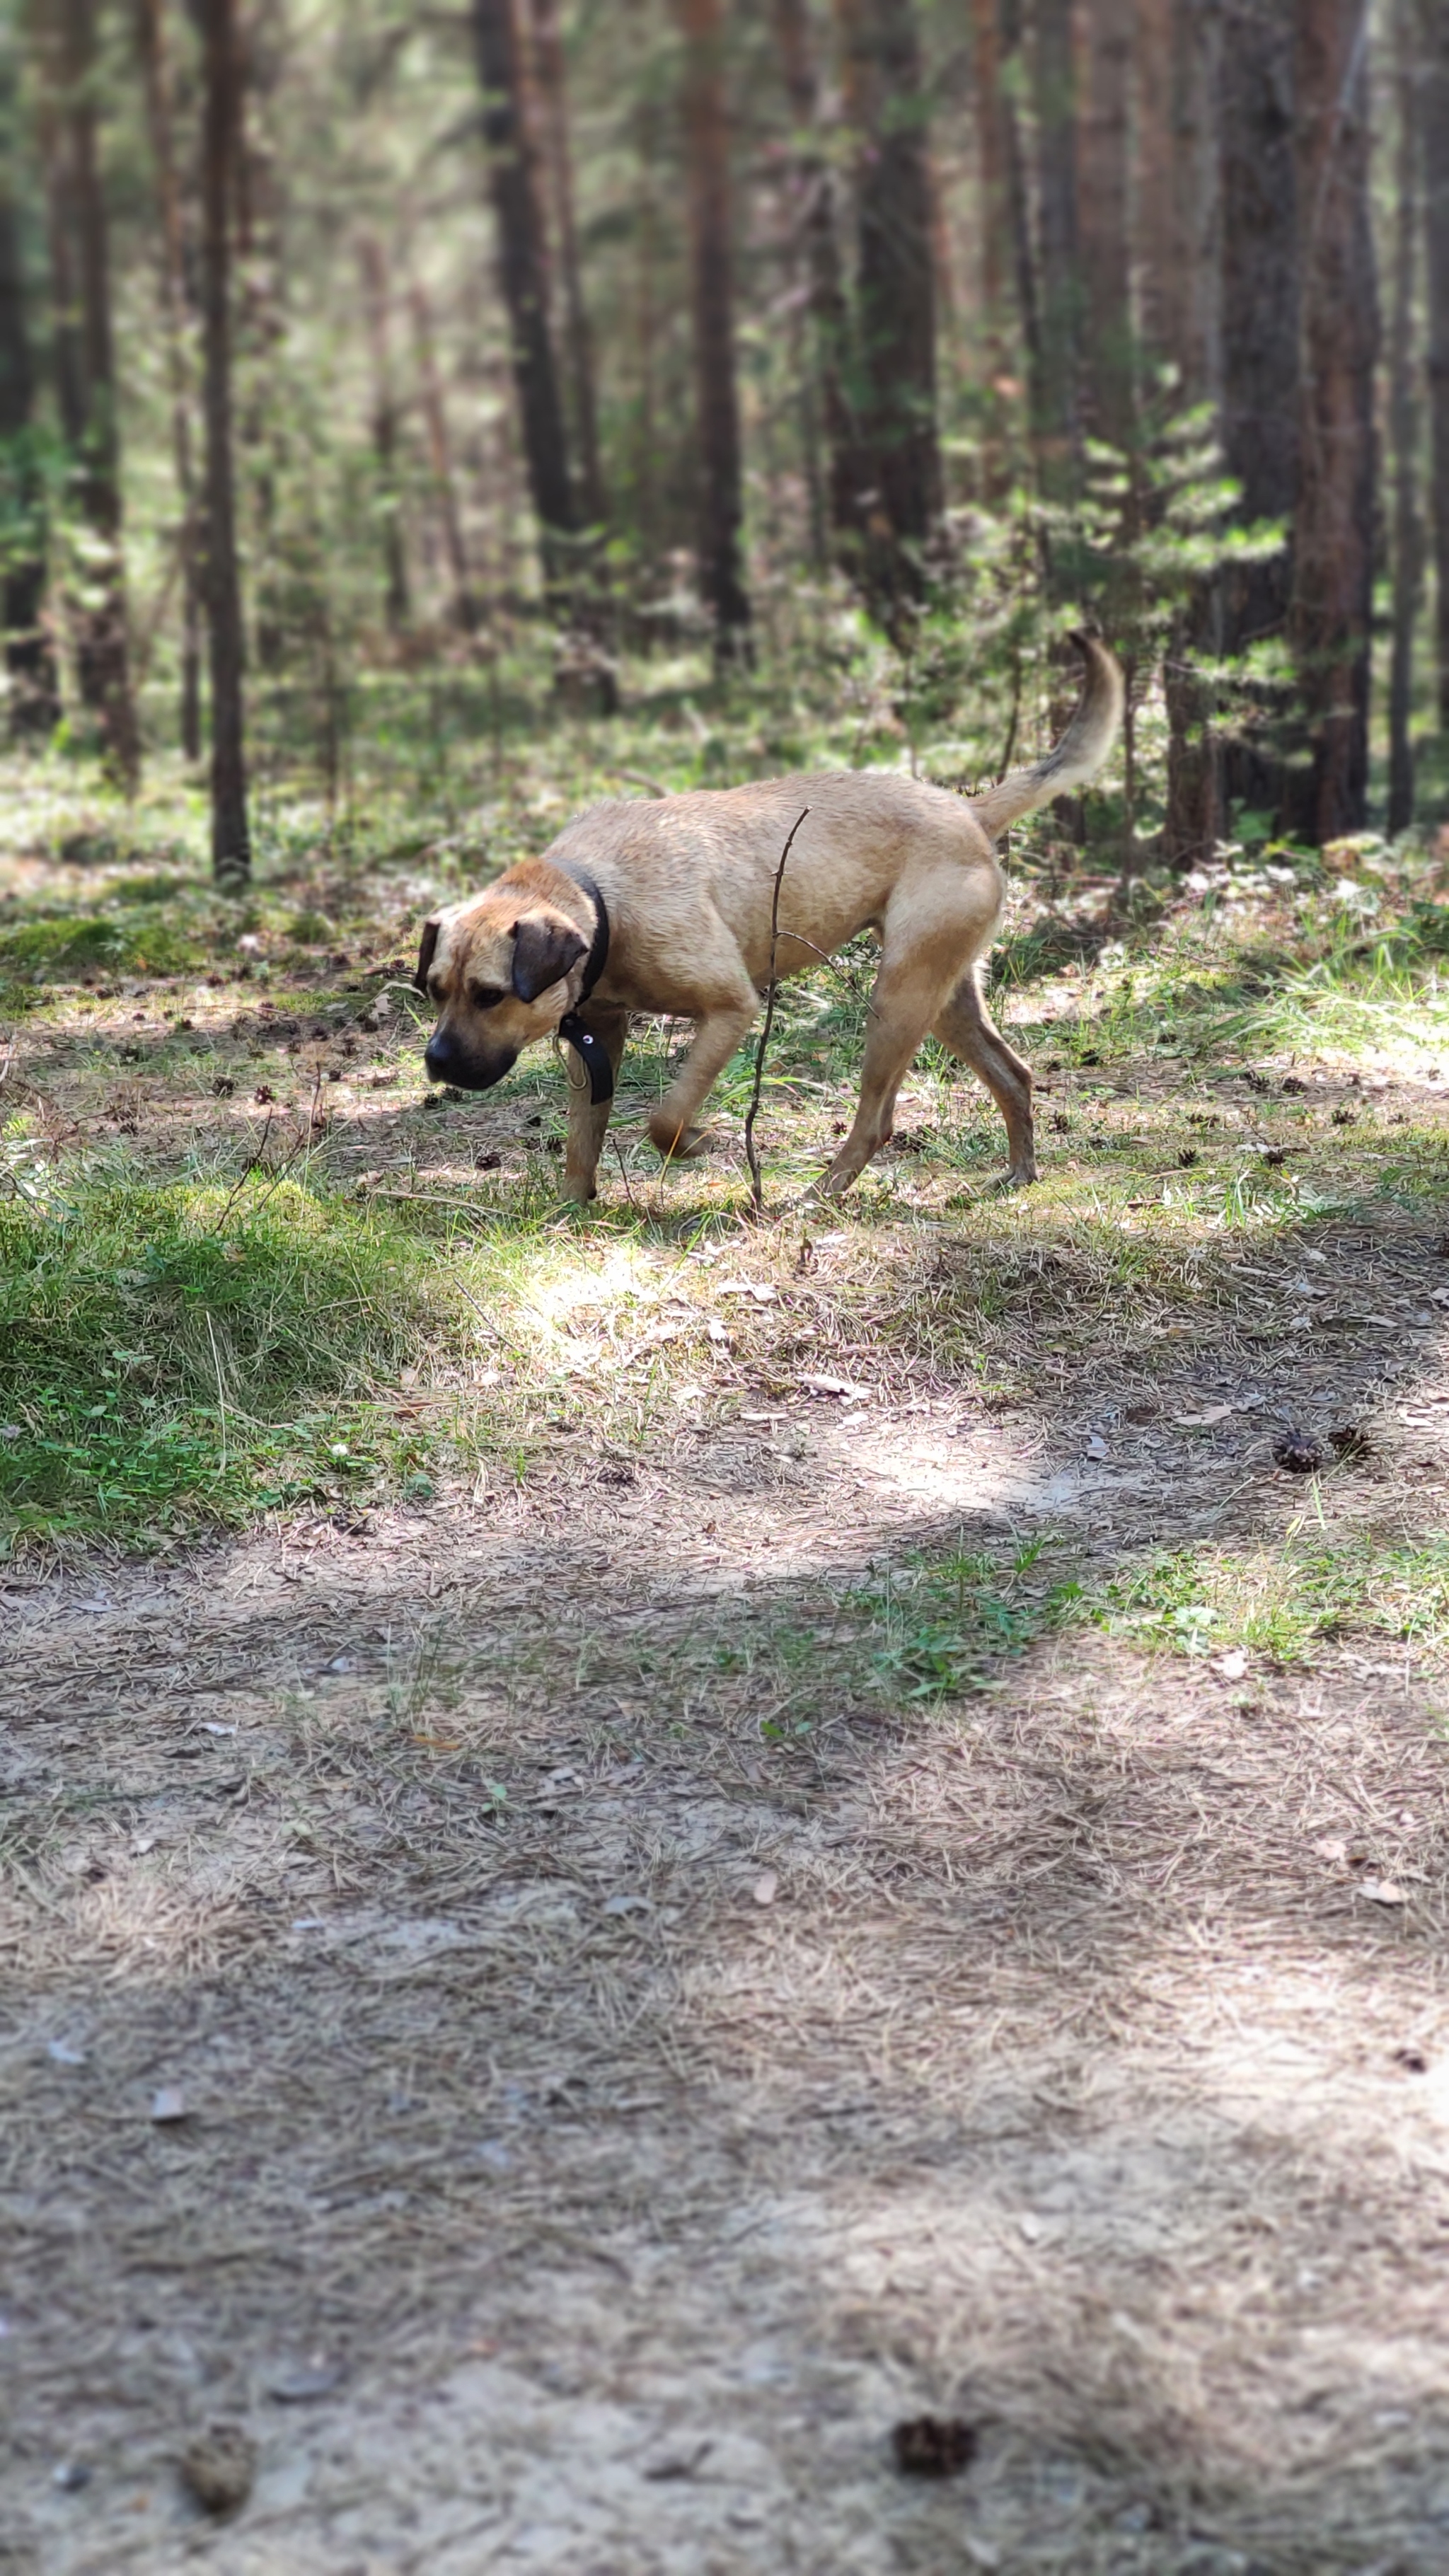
[38,88,86,454]
[630,16,661,579]
[200,0,250,887]
[998,0,1041,403]
[472,0,577,601]
[1031,0,1080,503]
[1160,0,1228,865]
[1078,0,1135,452]
[51,0,139,785]
[137,0,202,761]
[1133,0,1177,389]
[359,236,410,637]
[1387,0,1423,834]
[676,0,751,662]
[1220,0,1298,654]
[0,23,59,736]
[1285,0,1376,845]
[1136,0,1223,400]
[771,0,865,559]
[842,0,942,620]
[1422,0,1449,730]
[969,0,1005,336]
[969,0,1019,497]
[528,0,604,532]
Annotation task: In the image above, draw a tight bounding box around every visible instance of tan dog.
[415,632,1123,1203]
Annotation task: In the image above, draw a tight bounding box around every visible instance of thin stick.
[998,645,1022,777]
[743,808,809,1222]
[770,929,879,1018]
[613,1137,640,1213]
[206,1308,229,1473]
[207,1109,274,1233]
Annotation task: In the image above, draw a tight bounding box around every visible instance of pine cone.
[180,2424,257,2517]
[891,2415,977,2478]
[1273,1431,1323,1474]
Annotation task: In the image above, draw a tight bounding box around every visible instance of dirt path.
[4,1220,1449,2576]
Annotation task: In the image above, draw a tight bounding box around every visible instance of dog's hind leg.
[562,1005,629,1203]
[933,961,1036,1184]
[816,969,940,1196]
[647,1000,757,1165]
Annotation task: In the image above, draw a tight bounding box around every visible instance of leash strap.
[552,865,614,1104]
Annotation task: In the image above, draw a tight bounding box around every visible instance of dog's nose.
[424,1030,458,1084]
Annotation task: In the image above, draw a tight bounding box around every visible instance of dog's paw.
[649,1119,710,1164]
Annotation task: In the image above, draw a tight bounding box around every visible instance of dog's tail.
[967,630,1125,838]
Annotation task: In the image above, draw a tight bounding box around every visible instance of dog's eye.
[468,983,507,1010]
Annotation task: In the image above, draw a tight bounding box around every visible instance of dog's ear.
[414,916,441,996]
[510,911,587,1004]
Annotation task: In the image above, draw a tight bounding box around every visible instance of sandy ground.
[4,1210,1449,2576]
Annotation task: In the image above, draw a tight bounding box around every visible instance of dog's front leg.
[647,1003,756,1165]
[561,1005,629,1203]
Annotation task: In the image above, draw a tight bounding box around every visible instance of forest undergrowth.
[7,675,1449,2574]
[6,649,1449,1589]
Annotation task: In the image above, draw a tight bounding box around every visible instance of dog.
[414,631,1123,1204]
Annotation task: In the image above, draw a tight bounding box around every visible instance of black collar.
[552,865,614,1104]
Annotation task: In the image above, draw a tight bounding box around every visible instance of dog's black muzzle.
[423,1028,517,1092]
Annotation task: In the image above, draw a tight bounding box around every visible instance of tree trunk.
[1387,0,1423,835]
[969,0,1017,497]
[773,0,826,567]
[1422,0,1449,730]
[630,24,660,580]
[770,0,866,559]
[969,0,1005,332]
[1139,0,1217,865]
[843,0,942,622]
[200,0,250,887]
[528,0,604,533]
[1220,0,1298,645]
[0,21,59,736]
[408,279,478,635]
[676,0,751,663]
[1159,0,1228,865]
[998,0,1041,403]
[229,13,287,676]
[1078,0,1135,452]
[1031,0,1080,504]
[359,236,410,637]
[1186,0,1298,841]
[1285,0,1376,845]
[51,0,138,785]
[471,0,577,600]
[1133,0,1176,389]
[137,0,202,761]
[1137,0,1225,399]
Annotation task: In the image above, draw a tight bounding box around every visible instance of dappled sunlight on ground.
[9,784,1449,2566]
[6,1301,1449,2567]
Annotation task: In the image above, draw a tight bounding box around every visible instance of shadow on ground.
[4,1269,1449,2572]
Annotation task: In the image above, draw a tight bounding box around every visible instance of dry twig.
[743,808,808,1221]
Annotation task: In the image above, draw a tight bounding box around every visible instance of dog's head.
[415,889,588,1092]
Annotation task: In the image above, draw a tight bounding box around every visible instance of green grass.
[845,1535,1082,1700]
[684,1535,1083,1740]
[1096,1533,1449,1668]
[0,1175,463,1548]
[4,694,1449,1556]
[0,908,209,989]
